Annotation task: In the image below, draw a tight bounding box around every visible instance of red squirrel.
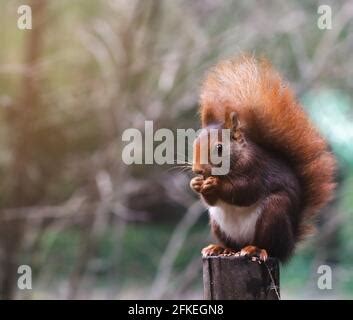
[190,55,336,262]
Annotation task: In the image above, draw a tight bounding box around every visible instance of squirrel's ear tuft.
[230,112,239,131]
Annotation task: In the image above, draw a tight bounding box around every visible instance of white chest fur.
[208,200,262,245]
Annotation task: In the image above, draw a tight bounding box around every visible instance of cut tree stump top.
[203,255,280,300]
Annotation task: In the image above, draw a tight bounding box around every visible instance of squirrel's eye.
[216,144,223,156]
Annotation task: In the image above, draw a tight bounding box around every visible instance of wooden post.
[203,256,280,300]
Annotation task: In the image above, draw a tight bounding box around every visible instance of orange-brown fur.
[199,55,336,240]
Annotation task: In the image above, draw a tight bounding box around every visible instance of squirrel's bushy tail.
[200,55,336,240]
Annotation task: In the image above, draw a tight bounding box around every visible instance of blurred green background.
[0,0,352,299]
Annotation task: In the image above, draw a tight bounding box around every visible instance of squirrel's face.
[192,112,247,177]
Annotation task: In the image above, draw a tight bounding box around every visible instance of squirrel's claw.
[239,245,268,262]
[202,244,225,257]
[202,244,237,257]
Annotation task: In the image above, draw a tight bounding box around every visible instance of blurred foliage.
[304,90,353,167]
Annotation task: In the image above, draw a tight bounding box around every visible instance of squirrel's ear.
[229,112,243,141]
[230,112,240,132]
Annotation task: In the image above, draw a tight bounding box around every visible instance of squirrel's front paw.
[201,176,219,195]
[190,176,204,193]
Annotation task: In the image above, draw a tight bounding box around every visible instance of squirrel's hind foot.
[201,244,237,257]
[239,245,268,262]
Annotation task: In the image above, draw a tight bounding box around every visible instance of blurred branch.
[148,200,204,299]
[0,0,47,299]
[167,255,202,299]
